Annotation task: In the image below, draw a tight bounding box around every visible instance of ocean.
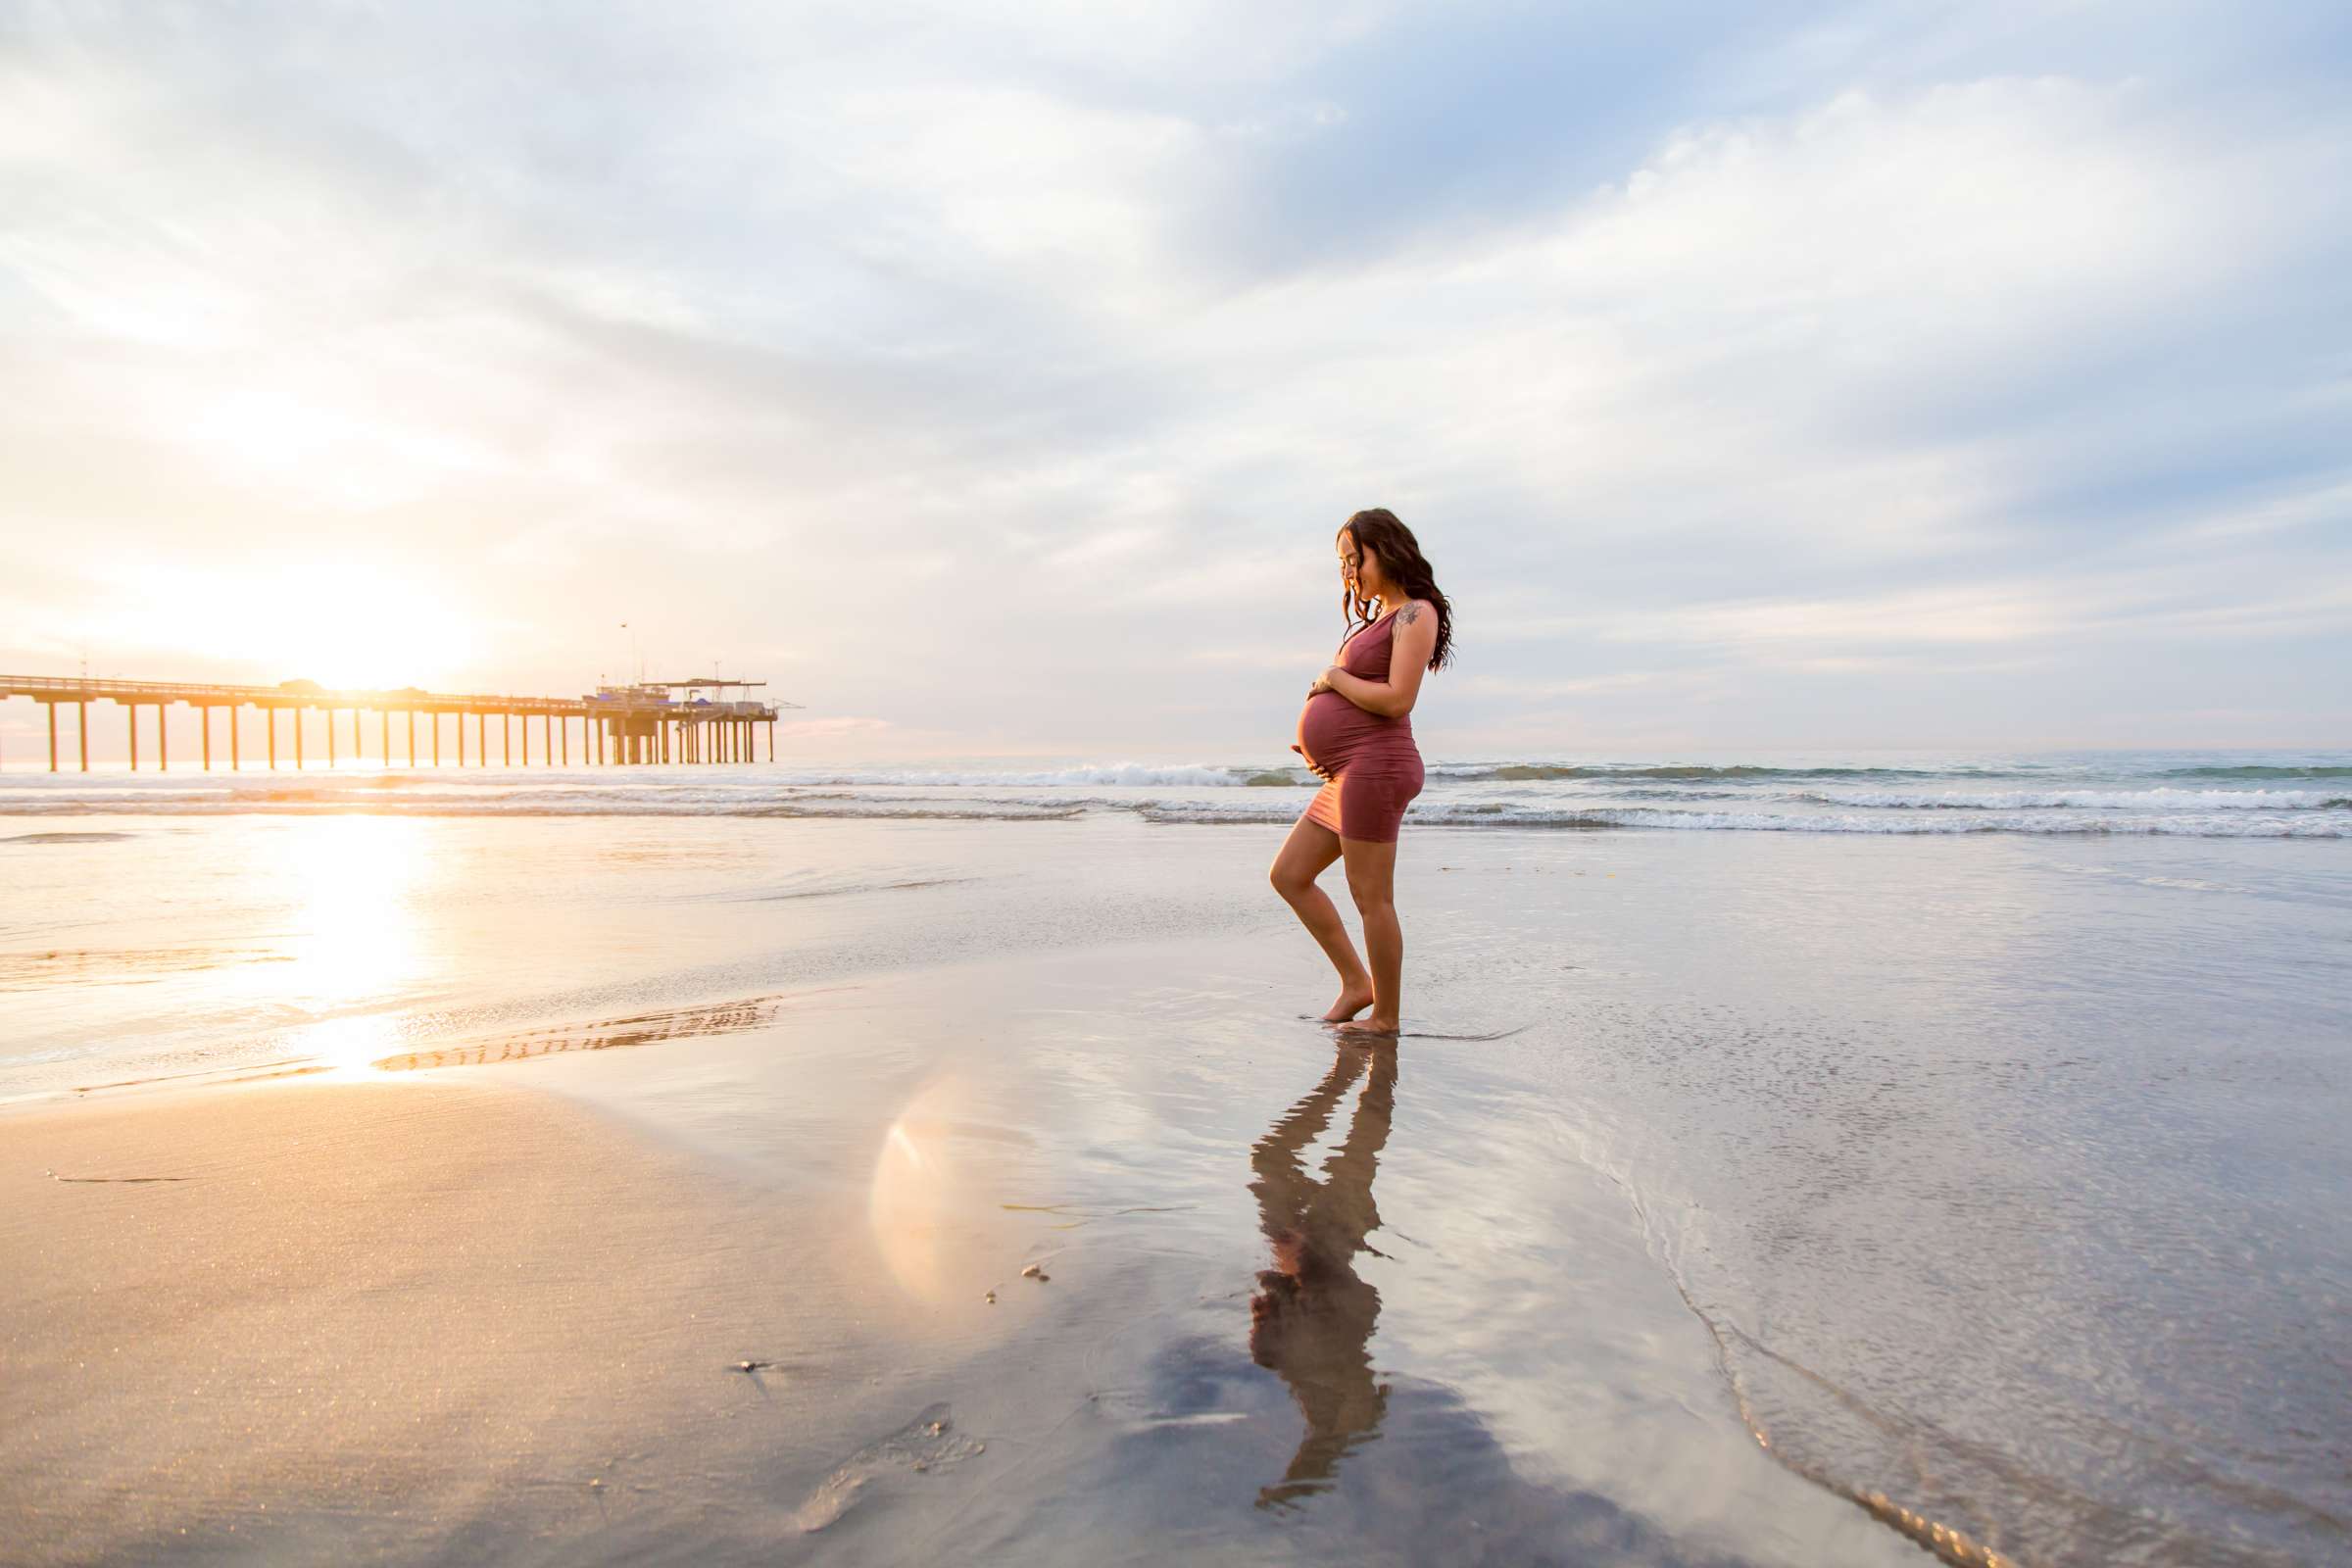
[1,748,2347,836]
[3,749,2346,1564]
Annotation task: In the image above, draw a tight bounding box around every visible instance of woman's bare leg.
[1269,816,1375,1020]
[1336,836,1400,1036]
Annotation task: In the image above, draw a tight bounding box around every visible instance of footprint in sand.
[792,1402,987,1533]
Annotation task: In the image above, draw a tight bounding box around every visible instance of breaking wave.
[2159,764,2352,779]
[771,762,1259,788]
[1133,802,2351,837]
[1793,788,2352,811]
[1429,763,1968,782]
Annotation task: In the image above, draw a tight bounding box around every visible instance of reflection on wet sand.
[0,945,288,990]
[1249,1045,1396,1510]
[369,987,858,1071]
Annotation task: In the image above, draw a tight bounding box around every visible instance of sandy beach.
[5,800,2348,1565]
[5,0,2349,1554]
[4,1072,978,1560]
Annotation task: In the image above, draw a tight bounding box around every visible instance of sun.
[103,561,489,692]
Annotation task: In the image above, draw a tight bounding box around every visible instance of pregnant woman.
[1271,508,1453,1038]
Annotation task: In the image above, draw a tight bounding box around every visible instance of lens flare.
[868,1075,1032,1305]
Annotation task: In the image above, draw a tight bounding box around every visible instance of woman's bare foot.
[1320,985,1376,1022]
[1334,1015,1399,1039]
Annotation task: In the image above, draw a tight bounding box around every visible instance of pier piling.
[4,675,793,772]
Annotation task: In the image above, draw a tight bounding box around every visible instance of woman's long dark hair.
[1339,508,1453,671]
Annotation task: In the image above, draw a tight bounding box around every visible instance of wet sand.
[5,811,2345,1564]
[3,947,1912,1566]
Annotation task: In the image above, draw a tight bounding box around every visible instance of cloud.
[1,1,2347,757]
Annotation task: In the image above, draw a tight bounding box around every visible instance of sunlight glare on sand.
[304,1013,410,1077]
[281,817,428,1072]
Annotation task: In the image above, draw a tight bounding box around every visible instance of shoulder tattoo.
[1398,604,1422,624]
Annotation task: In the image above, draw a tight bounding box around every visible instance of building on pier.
[584,678,787,765]
[0,673,800,771]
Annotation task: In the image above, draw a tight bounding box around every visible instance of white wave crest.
[768,762,1264,788]
[1799,787,2348,811]
[1132,801,2350,838]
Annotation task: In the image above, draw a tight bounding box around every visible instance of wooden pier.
[0,675,797,771]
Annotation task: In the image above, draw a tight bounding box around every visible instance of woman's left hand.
[1308,666,1343,696]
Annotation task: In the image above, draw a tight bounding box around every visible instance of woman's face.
[1337,529,1385,601]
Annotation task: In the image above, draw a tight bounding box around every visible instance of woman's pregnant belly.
[1295,691,1413,777]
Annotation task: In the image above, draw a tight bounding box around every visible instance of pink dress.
[1291,608,1425,843]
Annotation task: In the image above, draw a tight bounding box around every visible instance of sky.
[3,0,2348,761]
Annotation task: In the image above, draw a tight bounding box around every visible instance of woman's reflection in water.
[1249,1044,1397,1510]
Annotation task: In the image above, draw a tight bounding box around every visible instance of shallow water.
[2,805,2346,1565]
